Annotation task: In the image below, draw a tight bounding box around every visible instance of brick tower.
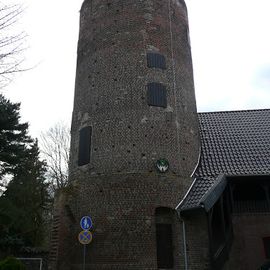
[50,0,200,269]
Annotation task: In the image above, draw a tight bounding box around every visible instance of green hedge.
[0,257,26,270]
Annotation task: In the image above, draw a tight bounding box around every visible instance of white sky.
[3,0,270,138]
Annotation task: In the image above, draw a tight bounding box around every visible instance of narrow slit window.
[263,237,270,259]
[147,53,166,69]
[78,126,92,166]
[156,223,174,268]
[147,82,167,108]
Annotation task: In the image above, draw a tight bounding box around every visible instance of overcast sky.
[3,0,270,138]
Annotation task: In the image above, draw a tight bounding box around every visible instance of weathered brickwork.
[224,214,270,270]
[55,174,194,270]
[51,0,201,269]
[70,0,199,177]
[49,191,74,270]
[184,212,210,270]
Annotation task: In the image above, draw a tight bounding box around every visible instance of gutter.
[173,147,202,270]
[175,205,206,270]
[175,146,201,210]
[190,146,201,178]
[180,204,204,215]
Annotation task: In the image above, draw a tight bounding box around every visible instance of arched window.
[155,207,174,269]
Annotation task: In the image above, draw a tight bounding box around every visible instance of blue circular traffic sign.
[80,216,92,230]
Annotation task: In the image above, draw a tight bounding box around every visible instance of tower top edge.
[80,0,188,13]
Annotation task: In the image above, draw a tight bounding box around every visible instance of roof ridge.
[198,108,270,114]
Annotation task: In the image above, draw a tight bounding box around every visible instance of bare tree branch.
[0,3,27,89]
[40,123,70,192]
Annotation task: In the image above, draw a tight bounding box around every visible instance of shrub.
[0,257,26,270]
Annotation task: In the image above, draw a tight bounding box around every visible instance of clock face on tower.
[156,159,169,173]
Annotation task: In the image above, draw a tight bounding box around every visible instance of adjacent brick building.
[49,1,270,269]
[180,110,270,270]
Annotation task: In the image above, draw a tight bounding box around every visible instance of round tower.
[60,0,200,269]
[70,0,198,179]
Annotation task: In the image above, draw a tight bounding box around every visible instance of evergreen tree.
[0,94,32,186]
[0,95,49,254]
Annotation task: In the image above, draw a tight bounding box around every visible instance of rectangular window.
[147,82,167,108]
[78,126,92,166]
[263,237,270,259]
[147,53,166,69]
[156,223,174,269]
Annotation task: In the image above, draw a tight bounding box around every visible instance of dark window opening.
[155,207,174,269]
[233,183,268,213]
[147,53,166,69]
[147,82,167,108]
[234,184,266,201]
[211,200,225,253]
[156,223,173,269]
[78,126,92,166]
[223,189,231,231]
[210,194,234,270]
[263,237,270,259]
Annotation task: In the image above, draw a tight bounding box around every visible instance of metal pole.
[83,244,86,270]
[40,258,43,270]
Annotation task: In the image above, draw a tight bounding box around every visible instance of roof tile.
[180,109,270,211]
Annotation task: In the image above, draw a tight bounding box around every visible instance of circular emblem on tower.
[156,158,169,173]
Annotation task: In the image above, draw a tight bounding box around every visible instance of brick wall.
[184,211,210,270]
[51,0,200,269]
[56,174,193,269]
[224,213,270,270]
[49,191,75,270]
[69,0,199,177]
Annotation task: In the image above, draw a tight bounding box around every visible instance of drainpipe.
[182,219,188,270]
[176,211,188,270]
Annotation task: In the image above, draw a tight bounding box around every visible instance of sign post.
[83,244,86,270]
[78,216,93,270]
